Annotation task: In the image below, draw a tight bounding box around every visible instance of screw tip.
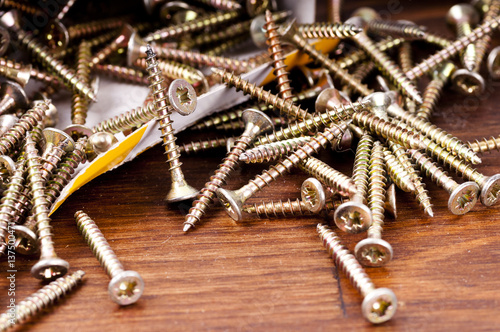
[425,206,434,217]
[183,223,192,232]
[471,154,482,165]
[145,44,155,58]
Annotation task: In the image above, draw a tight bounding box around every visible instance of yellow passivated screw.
[409,149,479,215]
[467,136,500,154]
[216,122,348,222]
[92,101,157,135]
[75,211,144,305]
[39,128,75,183]
[299,22,363,39]
[179,136,235,155]
[446,4,480,71]
[240,136,311,163]
[317,224,397,324]
[367,19,427,40]
[0,270,85,330]
[381,146,415,193]
[90,24,135,67]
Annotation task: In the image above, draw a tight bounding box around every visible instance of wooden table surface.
[2,0,500,331]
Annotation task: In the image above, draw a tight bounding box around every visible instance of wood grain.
[2,0,500,330]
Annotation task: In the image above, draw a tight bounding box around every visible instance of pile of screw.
[0,0,499,328]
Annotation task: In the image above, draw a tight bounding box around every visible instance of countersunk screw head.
[108,270,145,306]
[250,14,268,48]
[12,225,38,255]
[452,68,485,96]
[361,287,398,324]
[355,238,393,267]
[0,10,20,31]
[168,79,197,116]
[278,18,299,43]
[480,174,500,206]
[334,201,372,233]
[31,257,70,280]
[362,92,391,115]
[127,29,147,67]
[301,177,326,214]
[44,19,69,51]
[216,188,244,221]
[448,181,479,215]
[315,87,344,113]
[64,124,94,140]
[241,108,274,135]
[32,92,58,127]
[351,7,381,23]
[42,128,75,153]
[446,4,480,26]
[246,0,274,17]
[0,154,15,175]
[0,81,29,110]
[487,46,500,79]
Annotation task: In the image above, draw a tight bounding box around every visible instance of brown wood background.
[2,0,500,330]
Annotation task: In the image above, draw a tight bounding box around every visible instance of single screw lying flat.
[355,141,393,267]
[410,149,479,215]
[240,136,311,163]
[145,46,198,202]
[317,224,397,324]
[279,20,373,97]
[75,211,144,305]
[334,133,373,233]
[386,100,481,164]
[0,270,85,331]
[26,134,70,281]
[0,81,28,115]
[216,122,347,222]
[416,62,456,120]
[298,22,363,39]
[467,136,500,154]
[184,109,274,231]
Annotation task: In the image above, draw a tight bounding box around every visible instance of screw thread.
[157,106,183,173]
[468,136,500,154]
[388,103,480,164]
[204,34,248,56]
[67,18,126,40]
[368,20,426,40]
[15,30,97,101]
[243,199,313,218]
[213,68,312,120]
[367,142,387,239]
[75,211,124,278]
[475,0,500,68]
[301,156,357,197]
[0,270,85,330]
[456,23,477,71]
[299,22,363,39]
[40,145,66,183]
[409,149,457,193]
[3,0,42,16]
[145,10,240,42]
[194,0,242,11]
[93,64,149,85]
[336,37,404,69]
[184,134,254,228]
[46,137,87,205]
[343,62,376,96]
[92,101,156,134]
[317,224,376,297]
[135,58,203,89]
[241,136,311,163]
[265,10,294,102]
[71,41,92,125]
[30,67,64,87]
[422,31,452,48]
[382,146,415,193]
[398,42,414,75]
[351,133,373,203]
[10,185,31,225]
[353,32,422,103]
[352,111,423,150]
[0,103,47,156]
[179,136,233,154]
[406,15,500,80]
[193,19,251,46]
[416,78,444,120]
[0,161,25,252]
[56,0,76,20]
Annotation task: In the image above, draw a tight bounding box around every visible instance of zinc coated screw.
[90,24,135,67]
[317,224,397,324]
[422,31,452,48]
[355,141,393,267]
[0,58,32,86]
[75,211,144,305]
[409,149,479,215]
[473,0,500,69]
[0,81,28,115]
[278,19,373,97]
[56,0,76,21]
[386,100,481,164]
[93,64,149,86]
[25,134,70,281]
[298,22,363,39]
[240,136,311,163]
[145,46,198,203]
[183,109,274,231]
[216,122,347,222]
[0,270,85,331]
[213,115,287,132]
[467,136,500,154]
[71,41,93,125]
[92,101,156,135]
[487,45,500,79]
[333,133,373,234]
[179,136,234,154]
[382,146,415,193]
[39,128,75,183]
[451,68,486,97]
[192,0,242,11]
[343,62,376,96]
[367,19,427,40]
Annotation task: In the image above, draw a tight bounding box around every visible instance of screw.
[0,81,28,115]
[406,14,500,81]
[216,122,347,222]
[39,128,75,183]
[0,10,97,102]
[0,270,85,330]
[179,136,234,154]
[451,68,486,96]
[93,63,149,86]
[93,101,156,135]
[467,135,500,154]
[416,62,456,120]
[367,19,427,40]
[354,141,393,267]
[343,62,376,96]
[382,146,415,193]
[144,10,241,43]
[410,149,479,215]
[386,100,481,164]
[86,132,118,159]
[487,45,500,79]
[299,22,363,39]
[183,108,274,231]
[333,133,373,233]
[346,18,422,104]
[75,210,144,305]
[146,46,198,202]
[0,102,48,156]
[56,0,76,20]
[473,0,500,70]
[446,4,480,71]
[300,156,357,198]
[13,215,38,255]
[1,0,42,16]
[66,17,128,44]
[265,10,294,103]
[25,134,70,281]
[71,41,93,125]
[212,68,312,120]
[193,0,242,11]
[0,58,31,86]
[241,136,311,163]
[90,24,135,67]
[422,31,452,48]
[279,19,373,97]
[317,223,397,323]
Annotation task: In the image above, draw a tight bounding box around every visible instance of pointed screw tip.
[183,223,192,232]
